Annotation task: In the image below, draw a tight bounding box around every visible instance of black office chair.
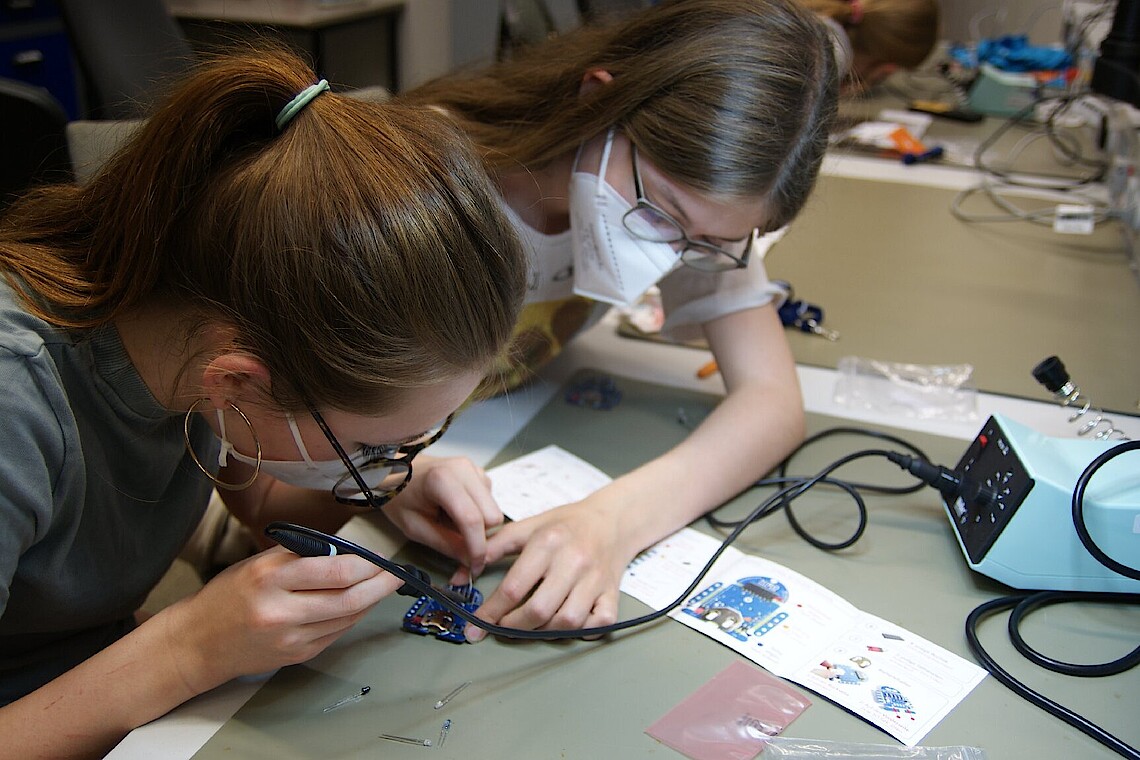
[0,77,73,210]
[57,0,196,120]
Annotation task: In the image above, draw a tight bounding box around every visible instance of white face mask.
[569,128,680,307]
[216,409,366,491]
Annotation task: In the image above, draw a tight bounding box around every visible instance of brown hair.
[801,0,939,69]
[0,47,526,414]
[401,0,838,233]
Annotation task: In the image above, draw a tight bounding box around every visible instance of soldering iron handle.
[266,524,337,557]
[264,522,429,597]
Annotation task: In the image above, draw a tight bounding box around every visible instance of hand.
[466,500,628,642]
[381,455,504,576]
[158,546,402,694]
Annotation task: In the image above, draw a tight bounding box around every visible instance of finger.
[577,588,621,640]
[459,483,506,577]
[482,519,536,565]
[286,566,404,624]
[427,470,500,576]
[464,549,549,642]
[272,554,385,592]
[449,565,472,586]
[275,610,372,666]
[468,469,505,528]
[534,573,607,633]
[496,567,576,633]
[394,510,458,558]
[408,467,484,556]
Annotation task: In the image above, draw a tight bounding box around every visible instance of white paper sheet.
[490,444,613,520]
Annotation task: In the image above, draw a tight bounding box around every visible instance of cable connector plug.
[887,452,997,507]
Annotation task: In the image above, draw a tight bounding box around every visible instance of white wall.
[397,0,502,91]
[938,0,1106,46]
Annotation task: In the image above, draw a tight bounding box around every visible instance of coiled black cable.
[1073,440,1140,582]
[966,593,1140,760]
[706,426,931,551]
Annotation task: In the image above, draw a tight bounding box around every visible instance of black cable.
[707,427,934,551]
[775,426,931,494]
[717,426,1140,756]
[966,593,1140,760]
[1072,440,1140,581]
[268,496,762,641]
[1006,591,1140,676]
[268,444,923,640]
[705,475,870,551]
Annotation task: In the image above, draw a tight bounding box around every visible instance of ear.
[201,353,273,411]
[579,68,614,96]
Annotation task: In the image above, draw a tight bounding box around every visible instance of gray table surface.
[765,173,1139,414]
[190,372,1138,760]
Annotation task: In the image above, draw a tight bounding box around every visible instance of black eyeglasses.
[308,408,453,509]
[623,142,755,273]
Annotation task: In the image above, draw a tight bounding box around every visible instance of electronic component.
[434,681,472,709]
[322,686,370,713]
[402,584,483,643]
[564,375,622,410]
[378,733,432,747]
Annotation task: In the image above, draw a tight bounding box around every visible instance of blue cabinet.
[0,0,80,119]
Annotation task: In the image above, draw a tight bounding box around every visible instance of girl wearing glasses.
[400,0,837,641]
[0,48,525,756]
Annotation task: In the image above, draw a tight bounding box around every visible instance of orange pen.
[696,359,719,379]
[888,126,926,155]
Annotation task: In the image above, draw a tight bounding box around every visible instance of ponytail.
[0,45,527,413]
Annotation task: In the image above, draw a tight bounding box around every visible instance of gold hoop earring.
[184,397,262,491]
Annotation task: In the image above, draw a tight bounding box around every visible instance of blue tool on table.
[774,281,839,341]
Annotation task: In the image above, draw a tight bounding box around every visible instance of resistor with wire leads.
[1032,356,1130,440]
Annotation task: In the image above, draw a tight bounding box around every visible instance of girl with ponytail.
[0,46,525,757]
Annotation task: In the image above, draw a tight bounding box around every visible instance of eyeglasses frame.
[623,142,755,272]
[307,406,453,509]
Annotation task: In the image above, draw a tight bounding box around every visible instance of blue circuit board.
[402,584,483,643]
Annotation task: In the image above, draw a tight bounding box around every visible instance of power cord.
[267,442,934,640]
[1073,440,1140,581]
[966,593,1140,760]
[705,426,933,550]
[268,431,946,639]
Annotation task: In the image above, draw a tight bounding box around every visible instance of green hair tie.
[275,79,331,131]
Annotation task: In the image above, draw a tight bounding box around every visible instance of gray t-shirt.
[0,279,219,704]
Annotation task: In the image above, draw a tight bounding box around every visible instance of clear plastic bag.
[758,737,987,759]
[832,357,978,421]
